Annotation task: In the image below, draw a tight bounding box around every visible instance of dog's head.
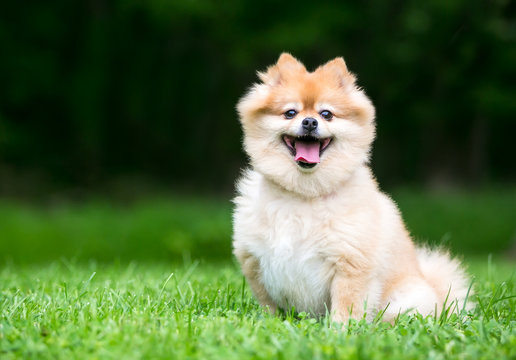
[237,53,376,197]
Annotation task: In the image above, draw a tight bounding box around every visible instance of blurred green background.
[0,0,514,263]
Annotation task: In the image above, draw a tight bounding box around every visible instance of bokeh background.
[0,0,514,263]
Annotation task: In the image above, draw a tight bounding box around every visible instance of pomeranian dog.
[232,53,471,323]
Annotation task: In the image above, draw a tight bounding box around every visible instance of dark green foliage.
[0,0,514,191]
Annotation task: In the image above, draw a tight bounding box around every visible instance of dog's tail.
[416,246,474,313]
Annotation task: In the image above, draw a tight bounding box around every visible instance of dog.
[232,53,471,323]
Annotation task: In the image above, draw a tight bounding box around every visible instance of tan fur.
[233,53,472,323]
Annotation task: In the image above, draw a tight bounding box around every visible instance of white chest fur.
[233,171,341,315]
[256,232,334,315]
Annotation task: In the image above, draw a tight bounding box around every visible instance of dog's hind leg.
[234,248,277,314]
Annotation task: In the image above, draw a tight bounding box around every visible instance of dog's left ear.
[324,57,349,72]
[318,57,356,87]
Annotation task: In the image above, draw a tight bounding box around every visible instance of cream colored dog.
[232,53,471,323]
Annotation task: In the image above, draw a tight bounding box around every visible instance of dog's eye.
[284,110,297,119]
[320,110,333,121]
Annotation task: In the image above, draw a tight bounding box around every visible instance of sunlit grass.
[0,258,514,359]
[0,189,514,358]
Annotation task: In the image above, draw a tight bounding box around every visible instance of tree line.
[0,0,514,194]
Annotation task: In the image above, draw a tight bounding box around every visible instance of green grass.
[391,187,516,255]
[0,258,514,359]
[0,187,514,263]
[0,188,514,358]
[0,196,233,263]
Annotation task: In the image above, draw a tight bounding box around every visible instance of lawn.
[0,259,514,359]
[0,187,514,263]
[0,188,515,359]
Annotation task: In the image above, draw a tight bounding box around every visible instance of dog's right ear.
[276,53,306,72]
[258,53,306,86]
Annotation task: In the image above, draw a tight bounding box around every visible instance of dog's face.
[237,53,376,197]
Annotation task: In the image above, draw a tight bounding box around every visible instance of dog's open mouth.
[282,135,332,169]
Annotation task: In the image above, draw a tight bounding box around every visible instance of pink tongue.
[295,141,320,163]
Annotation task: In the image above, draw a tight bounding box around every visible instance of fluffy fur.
[232,53,471,323]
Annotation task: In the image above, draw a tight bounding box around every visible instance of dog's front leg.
[330,269,369,323]
[234,248,277,314]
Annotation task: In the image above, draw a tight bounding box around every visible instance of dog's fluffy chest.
[254,231,334,315]
[234,176,338,315]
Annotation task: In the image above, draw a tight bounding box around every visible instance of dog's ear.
[323,57,349,74]
[276,53,306,73]
[258,53,306,86]
[318,57,356,88]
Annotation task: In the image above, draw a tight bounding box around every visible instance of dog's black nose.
[302,118,318,132]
